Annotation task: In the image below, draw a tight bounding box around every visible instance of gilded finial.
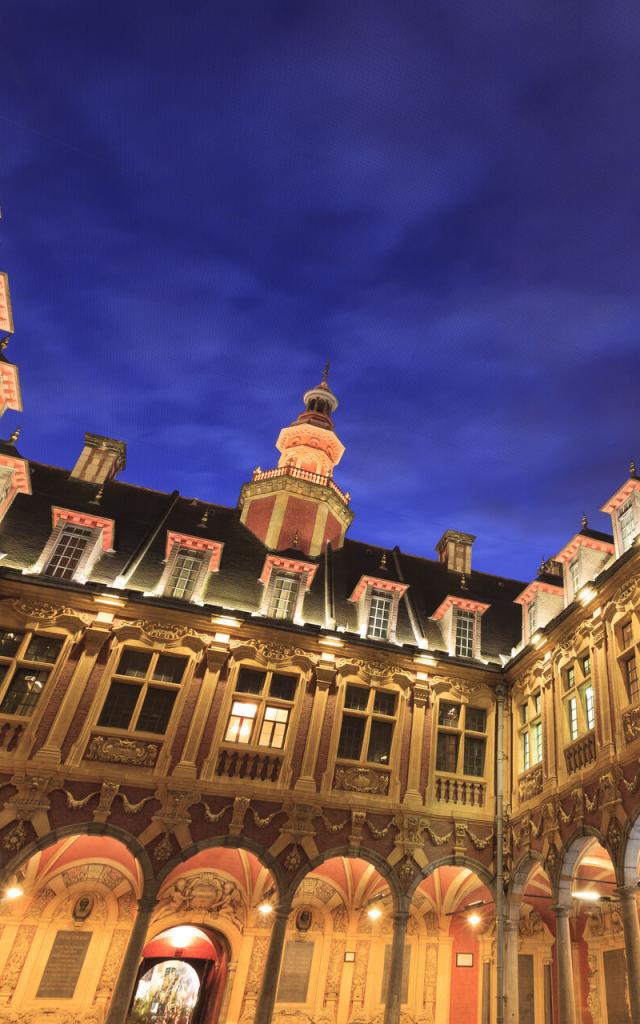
[198,508,210,529]
[460,573,468,590]
[292,530,299,548]
[8,428,20,444]
[539,556,546,575]
[0,337,9,351]
[321,361,330,385]
[90,485,104,506]
[631,461,637,478]
[379,551,387,570]
[581,513,588,529]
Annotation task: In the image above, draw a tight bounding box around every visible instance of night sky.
[3,2,639,582]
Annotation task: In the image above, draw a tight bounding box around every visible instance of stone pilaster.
[384,910,409,1024]
[403,684,429,805]
[294,663,334,792]
[553,906,577,1024]
[254,900,292,1024]
[617,886,640,1023]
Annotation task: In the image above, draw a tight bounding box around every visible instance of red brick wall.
[244,494,277,544]
[324,511,343,550]
[276,496,317,553]
[449,923,480,1023]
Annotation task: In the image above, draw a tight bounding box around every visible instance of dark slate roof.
[579,527,615,545]
[0,460,527,662]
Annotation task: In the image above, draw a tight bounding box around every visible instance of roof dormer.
[554,519,614,605]
[348,575,408,643]
[431,596,489,660]
[514,565,564,645]
[601,465,640,558]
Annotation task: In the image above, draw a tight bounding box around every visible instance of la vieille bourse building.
[0,283,639,1024]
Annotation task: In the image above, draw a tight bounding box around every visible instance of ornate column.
[105,894,156,1024]
[504,919,520,1024]
[254,899,292,1024]
[294,662,334,792]
[541,663,557,789]
[553,906,576,1024]
[173,646,228,777]
[32,624,111,766]
[617,886,640,1022]
[384,910,409,1024]
[403,684,429,804]
[218,960,238,1024]
[591,614,615,759]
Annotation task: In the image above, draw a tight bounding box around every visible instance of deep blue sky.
[2,2,639,581]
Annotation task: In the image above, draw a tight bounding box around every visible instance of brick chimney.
[436,529,476,573]
[70,433,126,484]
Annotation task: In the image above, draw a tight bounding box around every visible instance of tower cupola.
[239,368,353,555]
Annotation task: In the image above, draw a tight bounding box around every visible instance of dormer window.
[569,554,580,599]
[431,596,489,660]
[348,576,408,644]
[156,532,223,604]
[454,609,475,658]
[268,571,300,620]
[367,590,392,640]
[527,601,537,639]
[619,499,637,553]
[259,555,318,623]
[34,508,115,584]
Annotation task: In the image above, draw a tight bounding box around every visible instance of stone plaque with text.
[276,940,314,1003]
[36,930,92,998]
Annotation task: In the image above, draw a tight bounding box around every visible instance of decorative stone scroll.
[84,734,159,767]
[333,765,389,795]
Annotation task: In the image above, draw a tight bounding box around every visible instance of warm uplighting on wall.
[578,585,598,606]
[213,632,231,644]
[530,631,544,649]
[319,636,344,648]
[4,885,23,900]
[414,655,436,667]
[163,925,202,949]
[93,594,126,608]
[572,890,602,902]
[212,615,243,628]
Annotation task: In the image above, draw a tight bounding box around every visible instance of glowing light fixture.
[467,912,482,927]
[573,890,601,902]
[94,594,126,608]
[163,925,201,948]
[213,632,231,644]
[579,586,598,606]
[258,901,274,915]
[4,885,23,900]
[319,636,344,648]
[213,615,242,628]
[414,655,435,667]
[367,905,383,921]
[530,631,544,649]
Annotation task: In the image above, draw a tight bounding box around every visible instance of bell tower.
[239,368,353,555]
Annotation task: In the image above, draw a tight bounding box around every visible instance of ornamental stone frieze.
[229,638,315,668]
[622,704,640,742]
[9,598,91,629]
[5,773,60,821]
[518,765,543,802]
[84,734,159,767]
[117,619,210,649]
[333,765,389,795]
[155,871,244,927]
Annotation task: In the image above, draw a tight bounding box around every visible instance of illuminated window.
[337,684,396,764]
[562,654,595,743]
[436,700,487,777]
[166,548,204,601]
[98,648,187,735]
[454,610,476,658]
[223,666,297,749]
[0,630,64,718]
[519,689,542,773]
[367,591,392,640]
[267,572,300,620]
[619,499,637,553]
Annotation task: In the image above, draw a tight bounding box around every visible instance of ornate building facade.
[0,289,638,1024]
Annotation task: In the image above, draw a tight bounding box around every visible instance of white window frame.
[31,513,113,584]
[267,571,301,620]
[153,532,223,604]
[367,590,393,640]
[618,498,637,553]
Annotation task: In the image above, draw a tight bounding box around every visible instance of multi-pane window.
[98,648,187,735]
[619,619,638,703]
[367,591,392,640]
[0,630,64,717]
[166,547,203,601]
[223,666,297,749]
[267,572,300,621]
[337,684,397,765]
[569,556,580,598]
[625,655,639,704]
[562,654,594,742]
[435,701,487,777]
[519,690,542,772]
[619,500,637,553]
[455,611,475,658]
[527,601,537,640]
[44,524,94,580]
